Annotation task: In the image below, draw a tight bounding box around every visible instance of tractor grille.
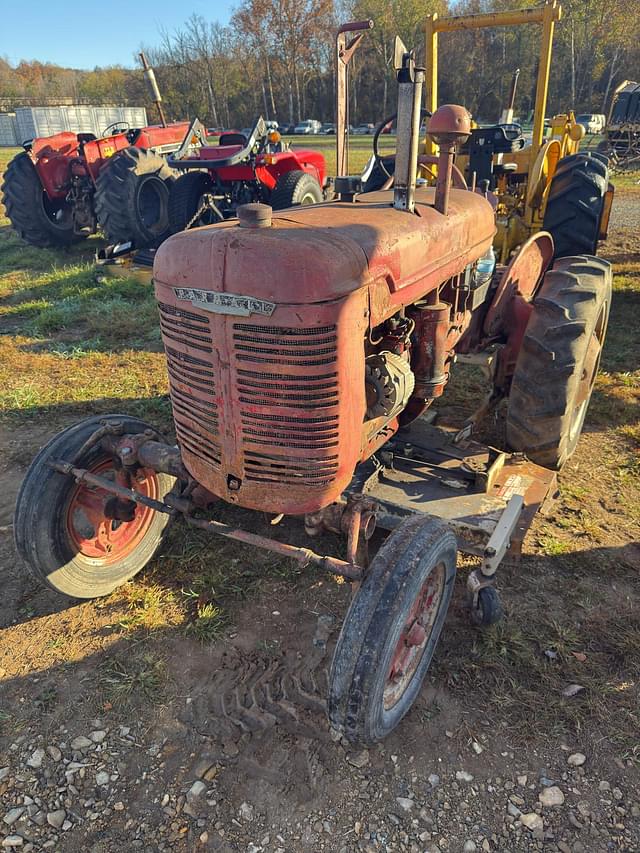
[158,301,213,353]
[158,302,221,468]
[233,322,340,486]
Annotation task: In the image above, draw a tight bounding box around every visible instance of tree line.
[1,0,638,129]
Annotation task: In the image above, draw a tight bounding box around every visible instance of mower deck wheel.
[470,586,504,626]
[95,147,176,247]
[1,152,82,248]
[506,255,612,469]
[270,170,323,209]
[14,415,175,599]
[328,515,456,744]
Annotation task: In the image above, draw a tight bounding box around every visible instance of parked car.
[321,123,335,134]
[294,119,322,134]
[575,113,606,135]
[353,123,375,135]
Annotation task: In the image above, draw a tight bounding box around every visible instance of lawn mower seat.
[219,132,247,146]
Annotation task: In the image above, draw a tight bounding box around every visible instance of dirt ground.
[0,180,639,853]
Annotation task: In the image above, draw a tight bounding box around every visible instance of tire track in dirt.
[178,615,338,799]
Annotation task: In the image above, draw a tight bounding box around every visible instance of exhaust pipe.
[393,37,424,214]
[139,52,167,128]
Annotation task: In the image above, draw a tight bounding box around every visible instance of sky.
[2,0,237,69]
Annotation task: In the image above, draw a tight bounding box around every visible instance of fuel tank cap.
[237,203,272,229]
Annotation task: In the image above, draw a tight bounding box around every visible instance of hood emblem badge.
[173,287,276,317]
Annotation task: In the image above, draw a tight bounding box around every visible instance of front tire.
[14,415,176,598]
[270,170,323,209]
[1,152,81,248]
[506,256,611,469]
[95,147,175,248]
[328,516,457,744]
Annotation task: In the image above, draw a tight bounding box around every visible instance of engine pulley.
[365,352,415,420]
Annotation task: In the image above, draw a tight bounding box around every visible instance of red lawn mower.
[166,116,327,231]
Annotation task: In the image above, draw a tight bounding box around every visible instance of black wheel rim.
[136,176,169,235]
[40,191,73,232]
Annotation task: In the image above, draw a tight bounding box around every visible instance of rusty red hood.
[153,187,495,321]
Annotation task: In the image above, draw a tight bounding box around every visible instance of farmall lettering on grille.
[173,288,276,317]
[15,16,612,746]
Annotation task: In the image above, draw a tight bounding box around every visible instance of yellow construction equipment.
[424,1,613,262]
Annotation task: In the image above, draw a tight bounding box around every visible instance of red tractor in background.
[166,116,326,231]
[1,120,190,250]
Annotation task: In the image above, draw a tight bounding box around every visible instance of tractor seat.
[219,132,247,146]
[493,162,518,175]
[468,124,525,154]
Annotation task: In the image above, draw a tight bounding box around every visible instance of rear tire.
[328,516,456,744]
[543,153,609,259]
[506,256,611,469]
[270,170,323,209]
[14,414,176,598]
[168,171,219,232]
[1,152,81,248]
[95,147,175,248]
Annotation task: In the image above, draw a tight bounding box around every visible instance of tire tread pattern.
[506,256,612,469]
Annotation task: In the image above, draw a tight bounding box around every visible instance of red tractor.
[14,30,611,744]
[1,120,190,249]
[166,116,326,231]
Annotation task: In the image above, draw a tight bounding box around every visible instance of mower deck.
[348,420,557,567]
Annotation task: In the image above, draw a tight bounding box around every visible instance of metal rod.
[139,52,167,128]
[49,460,362,581]
[431,4,559,32]
[335,20,373,178]
[183,515,362,580]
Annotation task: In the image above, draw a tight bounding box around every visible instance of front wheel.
[328,516,457,744]
[270,170,323,209]
[14,415,176,599]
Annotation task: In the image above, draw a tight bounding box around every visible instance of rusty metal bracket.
[70,419,126,466]
[336,20,374,178]
[479,494,524,577]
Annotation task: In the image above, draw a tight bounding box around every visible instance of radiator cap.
[237,202,272,229]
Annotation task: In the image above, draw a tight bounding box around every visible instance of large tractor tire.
[506,256,611,470]
[168,171,220,232]
[1,152,81,248]
[270,170,323,209]
[542,153,609,259]
[95,147,176,248]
